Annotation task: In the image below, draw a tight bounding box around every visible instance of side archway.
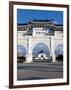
[17,45,26,62]
[54,44,63,61]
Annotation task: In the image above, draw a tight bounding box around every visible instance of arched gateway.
[17,19,63,63]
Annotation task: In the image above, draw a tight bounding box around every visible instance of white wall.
[0,0,71,90]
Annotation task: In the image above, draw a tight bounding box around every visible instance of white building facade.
[17,20,63,63]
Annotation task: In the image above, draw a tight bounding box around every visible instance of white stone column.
[52,54,56,62]
[26,37,33,63]
[51,37,56,62]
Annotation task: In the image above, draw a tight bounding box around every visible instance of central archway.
[32,43,50,62]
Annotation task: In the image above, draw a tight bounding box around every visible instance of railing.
[23,32,55,36]
[46,33,55,35]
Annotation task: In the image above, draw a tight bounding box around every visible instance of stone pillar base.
[52,55,57,62]
[26,54,33,63]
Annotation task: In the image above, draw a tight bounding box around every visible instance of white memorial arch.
[17,20,63,63]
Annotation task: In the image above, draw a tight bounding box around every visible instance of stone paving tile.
[17,61,63,80]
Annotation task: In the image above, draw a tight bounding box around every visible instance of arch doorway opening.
[17,45,26,63]
[54,44,63,61]
[32,43,50,62]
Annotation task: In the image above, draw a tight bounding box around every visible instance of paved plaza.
[17,61,63,80]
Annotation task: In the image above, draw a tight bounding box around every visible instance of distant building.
[37,50,49,60]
